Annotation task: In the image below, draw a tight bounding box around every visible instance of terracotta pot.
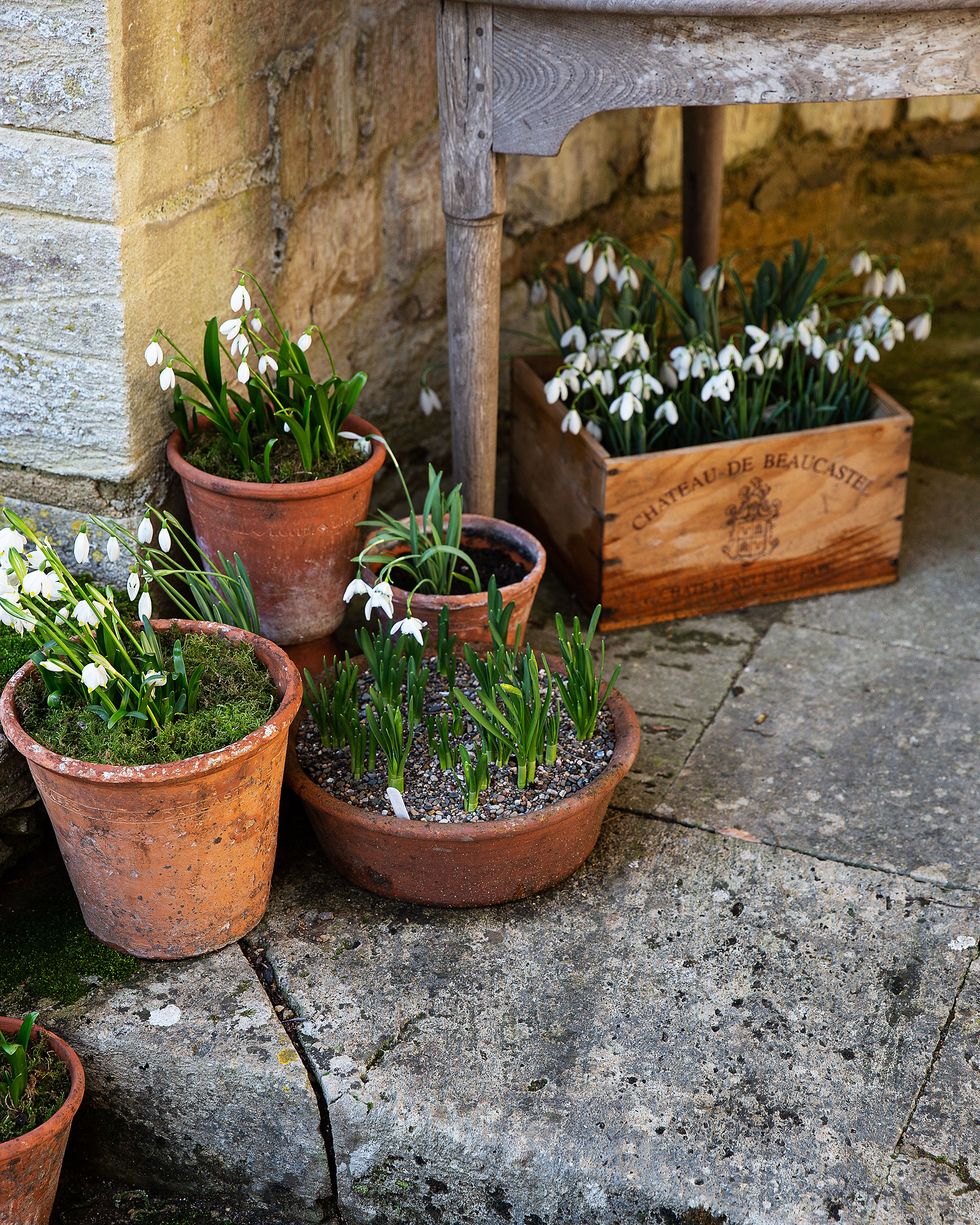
[364,514,546,648]
[0,620,302,959]
[0,1018,84,1225]
[167,415,385,645]
[286,683,639,907]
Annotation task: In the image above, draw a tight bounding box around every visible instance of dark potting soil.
[385,543,529,596]
[184,430,365,483]
[0,1031,70,1143]
[294,658,615,824]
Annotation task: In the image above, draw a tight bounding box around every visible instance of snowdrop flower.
[296,331,313,352]
[824,348,843,374]
[251,315,262,333]
[230,332,249,358]
[615,264,640,293]
[343,578,371,604]
[157,526,172,553]
[283,422,291,433]
[219,317,243,341]
[655,400,679,426]
[529,279,548,307]
[23,570,62,601]
[127,572,141,601]
[137,517,153,545]
[391,616,426,645]
[864,270,886,297]
[717,343,742,370]
[338,431,372,457]
[770,321,794,350]
[851,250,873,277]
[560,324,587,352]
[387,787,410,820]
[73,532,90,565]
[230,282,251,313]
[809,334,827,360]
[144,340,164,367]
[561,408,582,435]
[909,312,932,341]
[611,332,636,362]
[21,570,45,597]
[73,600,99,628]
[620,370,663,400]
[138,591,153,620]
[744,325,769,355]
[38,659,65,673]
[365,581,394,621]
[0,528,27,563]
[660,361,678,391]
[544,377,568,405]
[106,536,121,563]
[593,249,610,285]
[143,671,167,689]
[578,243,594,274]
[609,391,642,422]
[702,370,735,402]
[160,366,176,392]
[742,353,764,377]
[807,304,821,329]
[870,304,893,333]
[795,320,814,349]
[568,350,591,374]
[586,368,615,397]
[670,346,693,381]
[853,338,880,363]
[691,350,715,380]
[81,662,110,692]
[565,240,590,266]
[257,354,278,377]
[585,421,603,442]
[236,361,250,385]
[764,347,784,371]
[699,263,724,293]
[419,386,442,416]
[883,267,906,297]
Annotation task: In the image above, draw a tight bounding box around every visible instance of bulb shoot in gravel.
[297,596,621,823]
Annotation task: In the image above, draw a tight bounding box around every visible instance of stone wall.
[1,0,979,532]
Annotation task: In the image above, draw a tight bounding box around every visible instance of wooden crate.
[509,356,913,631]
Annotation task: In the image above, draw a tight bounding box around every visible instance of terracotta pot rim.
[0,1017,84,1157]
[0,619,302,784]
[286,678,639,842]
[166,413,385,501]
[363,513,547,612]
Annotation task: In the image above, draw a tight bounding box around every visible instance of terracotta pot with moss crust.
[0,1017,84,1225]
[0,620,302,960]
[286,683,640,907]
[167,415,385,647]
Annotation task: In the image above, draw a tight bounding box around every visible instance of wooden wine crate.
[509,356,913,631]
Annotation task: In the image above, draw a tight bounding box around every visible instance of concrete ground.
[4,454,968,1225]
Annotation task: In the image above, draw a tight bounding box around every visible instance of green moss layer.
[0,625,35,687]
[18,632,276,766]
[185,431,364,483]
[0,1031,71,1142]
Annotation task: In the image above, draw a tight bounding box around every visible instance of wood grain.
[471,0,980,14]
[492,7,980,154]
[509,358,913,628]
[681,106,725,272]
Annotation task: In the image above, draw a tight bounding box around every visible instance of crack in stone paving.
[363,1011,427,1072]
[902,1144,980,1196]
[240,935,339,1224]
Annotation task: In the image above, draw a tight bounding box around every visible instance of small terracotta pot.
[0,620,302,959]
[364,514,546,648]
[286,683,639,907]
[0,1018,84,1225]
[167,415,385,645]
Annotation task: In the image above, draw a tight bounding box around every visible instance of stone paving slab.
[667,622,980,891]
[787,464,980,661]
[257,814,978,1225]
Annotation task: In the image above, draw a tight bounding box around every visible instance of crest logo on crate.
[722,477,780,562]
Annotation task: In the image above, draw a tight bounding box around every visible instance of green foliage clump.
[0,1023,70,1143]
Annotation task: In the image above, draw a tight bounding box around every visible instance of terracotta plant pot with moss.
[0,1017,85,1225]
[168,414,385,647]
[0,620,302,960]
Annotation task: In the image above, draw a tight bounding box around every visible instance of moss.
[18,631,276,766]
[184,430,364,483]
[0,1029,71,1142]
[0,624,35,687]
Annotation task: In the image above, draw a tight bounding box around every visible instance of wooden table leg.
[437,1,505,517]
[681,105,726,273]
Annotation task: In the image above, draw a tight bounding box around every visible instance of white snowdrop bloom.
[795,320,814,349]
[585,421,603,441]
[81,662,110,692]
[560,324,587,352]
[21,570,45,597]
[565,240,589,266]
[137,517,153,545]
[419,386,441,416]
[391,615,427,644]
[157,526,172,553]
[654,400,679,426]
[159,366,176,392]
[578,243,594,274]
[717,343,742,370]
[143,671,167,689]
[808,304,821,328]
[219,317,243,340]
[604,248,619,284]
[659,361,678,391]
[864,270,886,297]
[529,279,548,307]
[869,304,892,333]
[230,332,249,358]
[38,659,65,673]
[909,312,932,341]
[824,348,843,374]
[609,391,642,422]
[633,334,651,363]
[144,340,164,367]
[699,263,724,292]
[338,431,372,457]
[236,361,250,385]
[257,354,278,377]
[544,377,568,405]
[701,370,735,403]
[296,331,313,352]
[230,283,251,313]
[850,250,873,277]
[670,346,693,381]
[282,422,291,433]
[0,528,26,563]
[770,321,793,349]
[127,572,141,601]
[568,350,591,373]
[73,532,90,565]
[742,353,764,377]
[744,325,769,355]
[620,370,663,400]
[615,265,640,292]
[138,591,153,620]
[23,570,62,601]
[883,268,906,297]
[611,332,635,362]
[764,347,784,371]
[366,581,395,621]
[809,334,827,360]
[343,578,372,604]
[560,408,582,435]
[593,251,609,284]
[853,338,880,363]
[106,536,121,563]
[73,600,99,628]
[561,369,581,395]
[690,350,715,380]
[251,315,263,332]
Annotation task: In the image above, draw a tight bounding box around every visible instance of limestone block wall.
[1,0,978,533]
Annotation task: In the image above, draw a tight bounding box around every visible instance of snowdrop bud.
[419,386,442,416]
[909,312,932,341]
[593,252,608,284]
[137,517,153,545]
[230,283,251,312]
[699,263,724,293]
[824,348,843,374]
[561,408,582,435]
[883,268,906,297]
[251,315,262,332]
[237,361,250,385]
[144,671,167,689]
[160,366,176,392]
[73,532,90,565]
[144,340,164,367]
[127,572,141,601]
[138,591,152,621]
[660,361,679,391]
[529,279,548,307]
[106,536,121,563]
[578,244,594,274]
[864,270,886,297]
[157,527,172,553]
[850,250,873,277]
[296,332,312,352]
